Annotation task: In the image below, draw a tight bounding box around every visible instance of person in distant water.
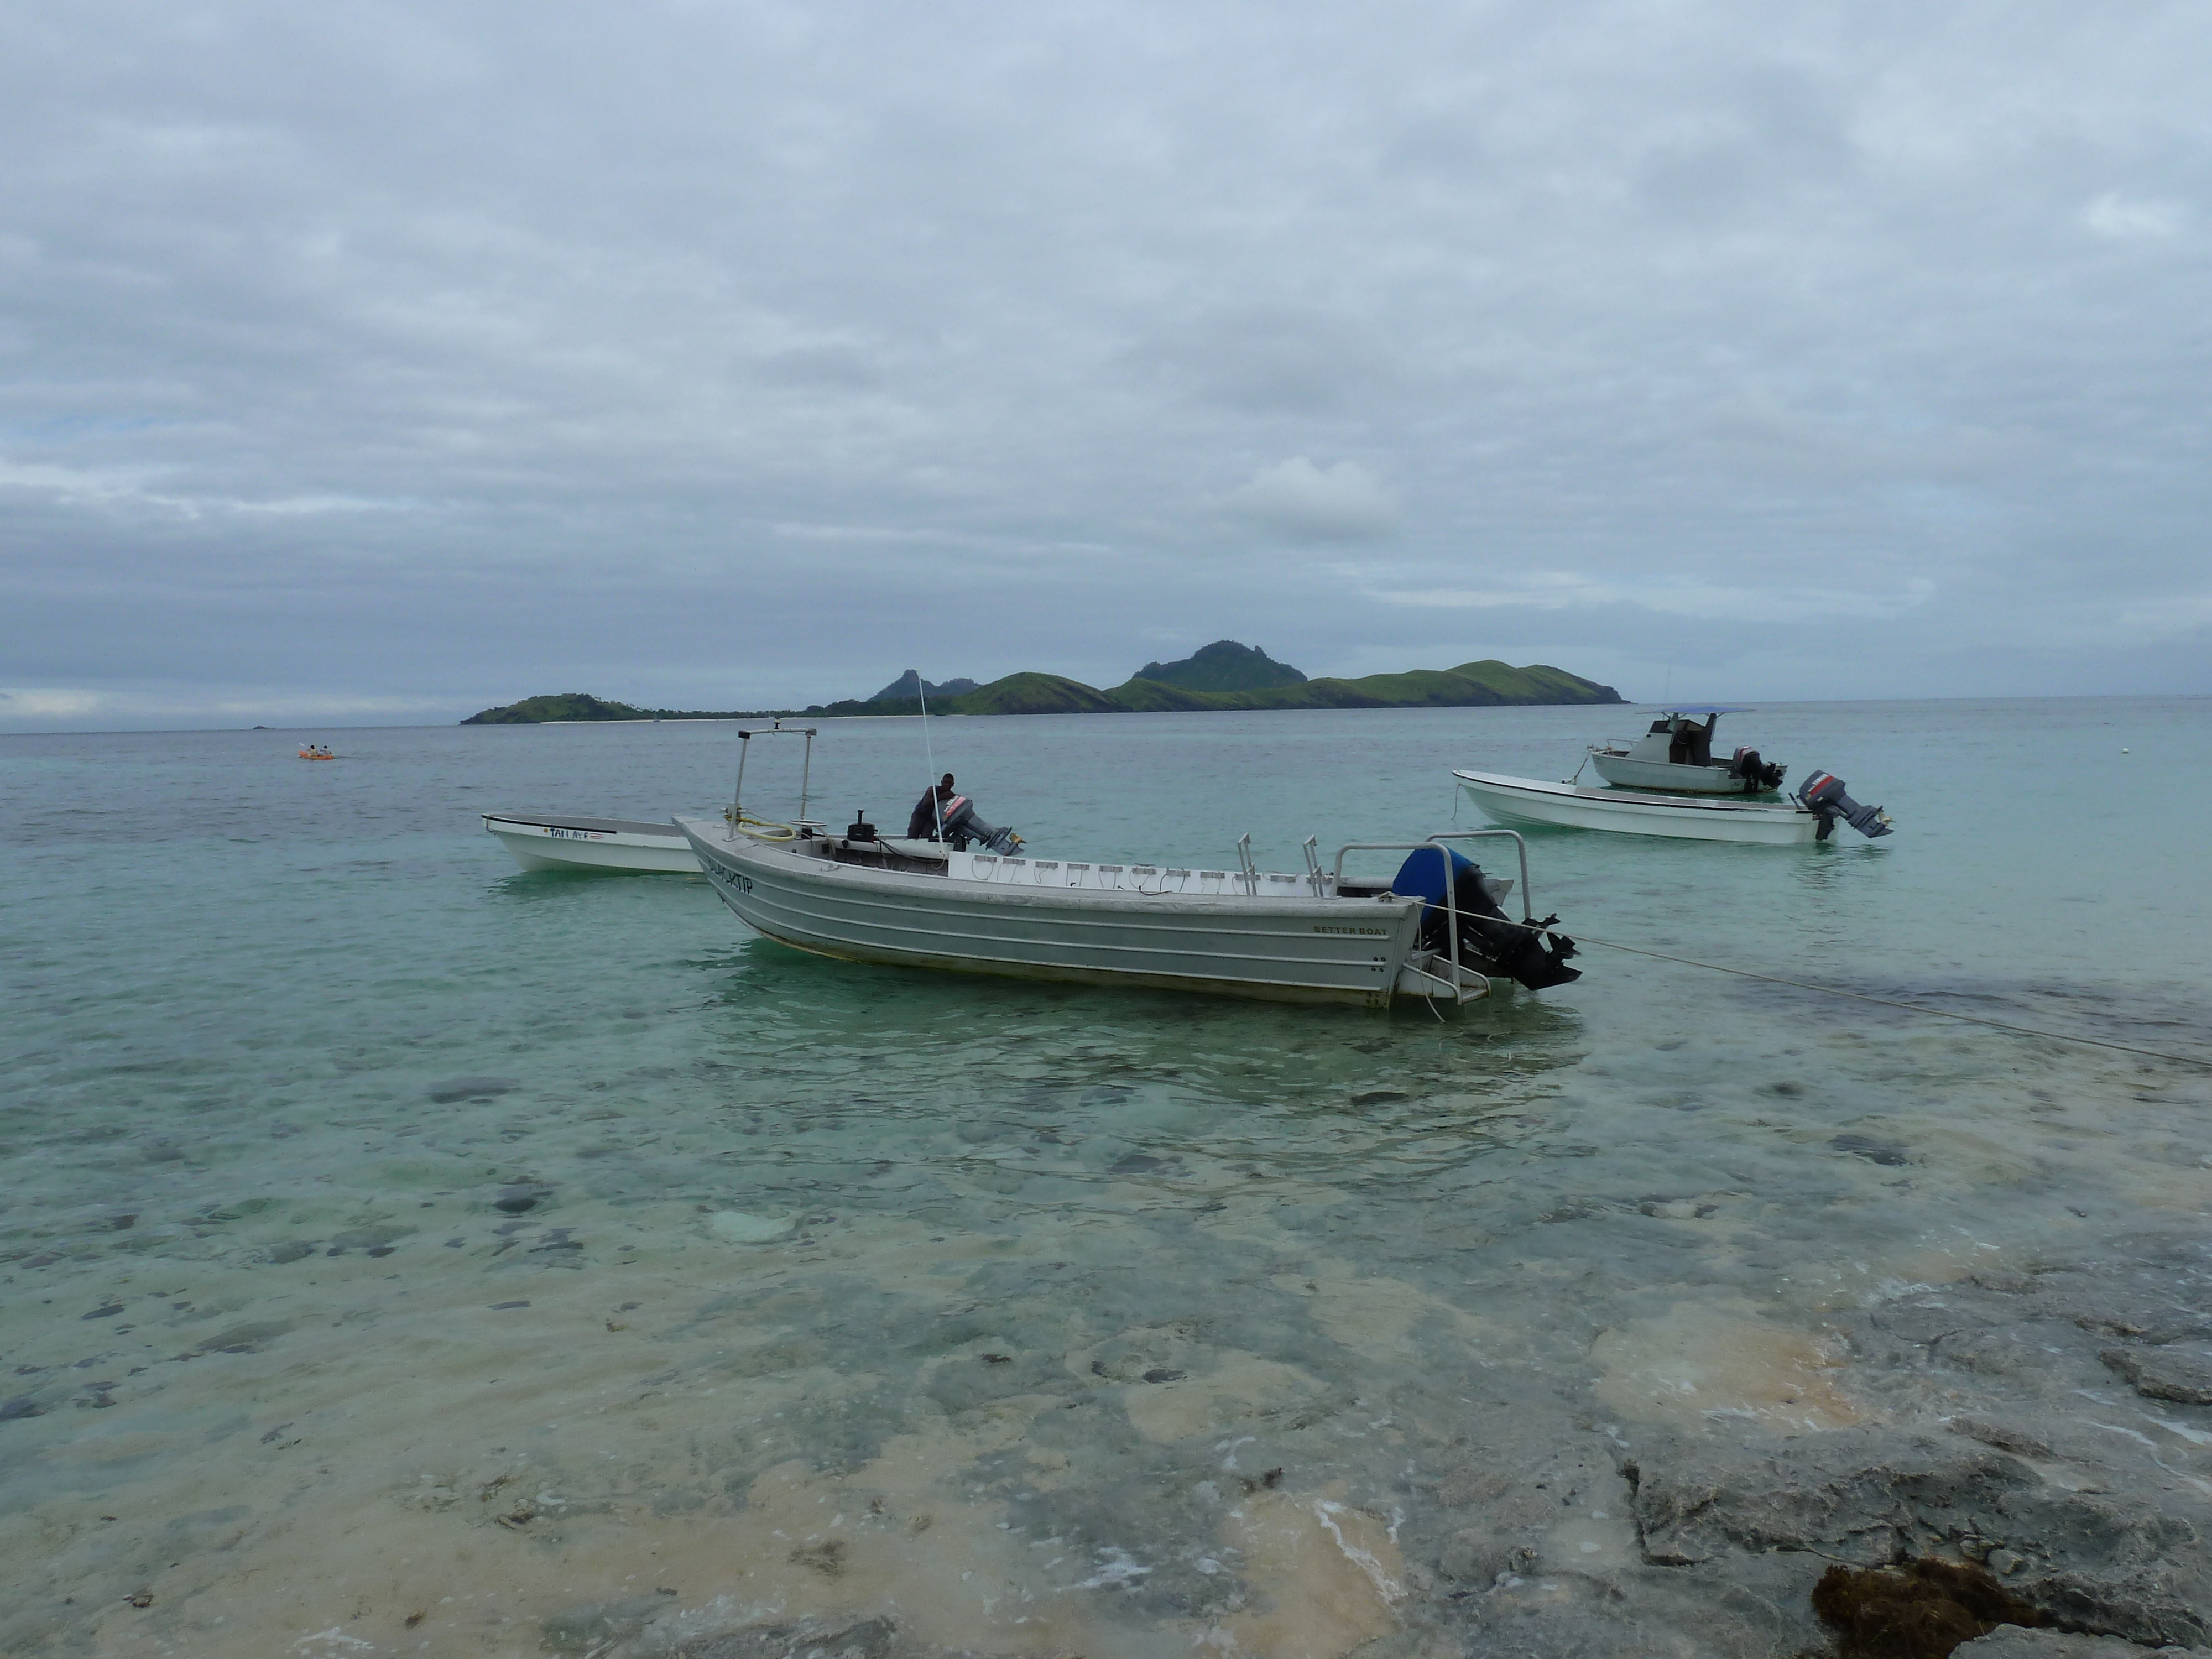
[907,774,956,840]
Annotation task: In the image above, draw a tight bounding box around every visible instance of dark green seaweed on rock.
[1812,1558,2050,1658]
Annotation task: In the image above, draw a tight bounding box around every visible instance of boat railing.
[1328,839,1469,988]
[731,719,819,836]
[1329,828,1535,995]
[1327,830,1532,910]
[1422,829,1534,920]
[1234,833,1259,897]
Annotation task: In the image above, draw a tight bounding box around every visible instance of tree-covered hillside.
[462,646,1624,724]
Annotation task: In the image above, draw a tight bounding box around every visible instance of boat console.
[1588,707,1785,795]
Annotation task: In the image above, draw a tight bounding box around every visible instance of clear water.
[4,700,2209,1657]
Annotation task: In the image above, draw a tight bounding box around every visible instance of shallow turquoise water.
[3,700,2208,1657]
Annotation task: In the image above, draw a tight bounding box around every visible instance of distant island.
[462,692,773,724]
[461,640,1624,724]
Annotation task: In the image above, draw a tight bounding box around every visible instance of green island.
[461,640,1624,724]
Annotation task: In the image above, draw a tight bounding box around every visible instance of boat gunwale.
[673,818,1426,916]
[484,812,688,842]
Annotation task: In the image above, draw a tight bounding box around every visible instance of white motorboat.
[482,812,698,873]
[1584,707,1786,794]
[1457,771,1818,843]
[1455,769,1893,845]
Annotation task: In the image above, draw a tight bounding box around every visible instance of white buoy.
[2122,747,2131,754]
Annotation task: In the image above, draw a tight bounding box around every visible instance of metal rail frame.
[731,719,820,837]
[1327,827,1535,999]
[1418,828,1533,920]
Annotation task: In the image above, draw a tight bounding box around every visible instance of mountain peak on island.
[1133,640,1307,693]
[869,669,981,703]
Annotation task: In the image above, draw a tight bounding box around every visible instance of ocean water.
[3,698,2209,1658]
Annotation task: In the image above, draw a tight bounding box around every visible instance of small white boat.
[674,813,1579,1008]
[1454,769,1892,844]
[1584,707,1786,794]
[482,812,698,873]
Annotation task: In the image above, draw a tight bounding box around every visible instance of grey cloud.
[1222,458,1400,541]
[1126,307,1406,415]
[1,0,2208,728]
[1631,64,1861,221]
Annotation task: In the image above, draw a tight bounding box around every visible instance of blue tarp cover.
[1390,846,1473,908]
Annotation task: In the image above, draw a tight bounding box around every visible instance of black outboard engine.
[1398,851,1580,990]
[1729,747,1785,792]
[938,795,1023,855]
[1795,771,1892,840]
[846,810,878,842]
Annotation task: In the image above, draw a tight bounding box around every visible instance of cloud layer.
[2,0,2208,726]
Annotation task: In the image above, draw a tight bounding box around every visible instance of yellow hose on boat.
[723,811,797,841]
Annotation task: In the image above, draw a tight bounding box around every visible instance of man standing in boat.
[908,774,956,840]
[905,774,1026,854]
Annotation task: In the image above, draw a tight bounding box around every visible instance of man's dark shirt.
[907,789,943,839]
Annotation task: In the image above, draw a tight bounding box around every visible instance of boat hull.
[1455,771,1821,844]
[677,820,1432,1008]
[483,813,700,873]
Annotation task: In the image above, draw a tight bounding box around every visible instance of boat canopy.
[1648,705,1752,717]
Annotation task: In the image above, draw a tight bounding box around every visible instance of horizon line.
[4,688,2208,738]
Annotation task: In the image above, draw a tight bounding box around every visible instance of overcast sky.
[3,1,2208,729]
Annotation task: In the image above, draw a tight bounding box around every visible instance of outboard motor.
[1795,771,1892,840]
[939,795,1024,855]
[846,810,878,842]
[1391,848,1580,990]
[1729,747,1785,792]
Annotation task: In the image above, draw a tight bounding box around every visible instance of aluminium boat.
[674,812,1579,1009]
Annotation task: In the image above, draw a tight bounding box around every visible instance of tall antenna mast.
[917,673,945,841]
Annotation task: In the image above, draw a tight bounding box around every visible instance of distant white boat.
[482,812,698,873]
[1454,769,1892,844]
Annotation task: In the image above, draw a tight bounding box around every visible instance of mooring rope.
[1560,930,2211,1070]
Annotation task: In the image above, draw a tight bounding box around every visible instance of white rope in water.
[1562,931,2212,1070]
